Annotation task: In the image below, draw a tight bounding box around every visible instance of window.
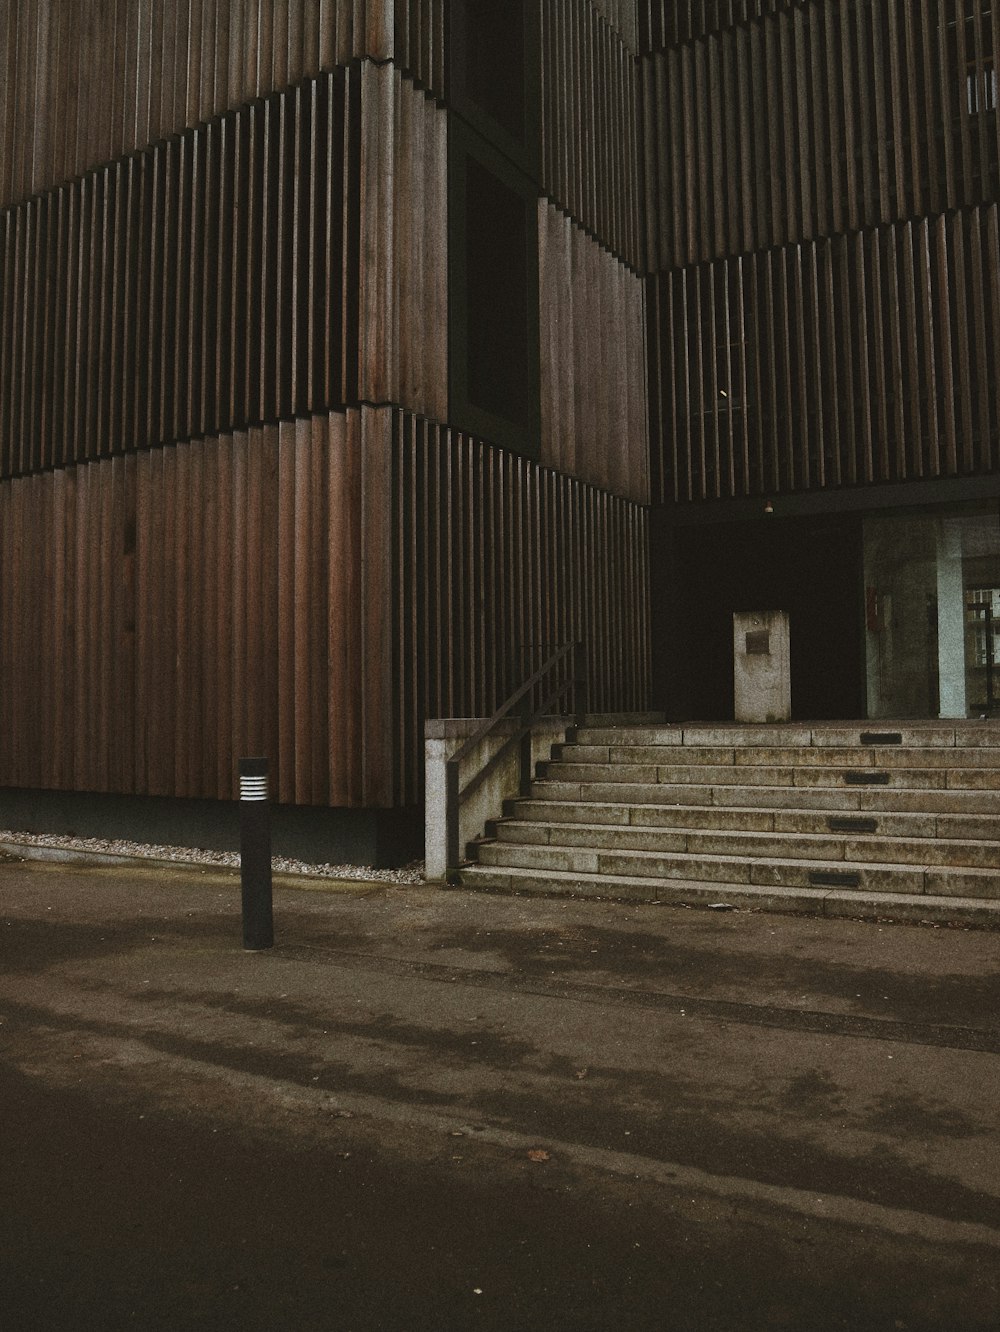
[967,57,998,113]
[448,0,539,175]
[946,2,998,115]
[448,126,540,455]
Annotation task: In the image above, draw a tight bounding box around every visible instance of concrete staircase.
[456,722,1000,924]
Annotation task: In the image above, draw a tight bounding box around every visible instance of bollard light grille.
[240,775,269,801]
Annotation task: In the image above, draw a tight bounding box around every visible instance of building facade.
[0,1,998,859]
[644,1,1000,723]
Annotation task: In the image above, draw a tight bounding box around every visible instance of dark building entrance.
[652,512,865,722]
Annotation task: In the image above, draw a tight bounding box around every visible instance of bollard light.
[239,756,274,951]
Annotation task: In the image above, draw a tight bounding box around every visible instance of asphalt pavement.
[1,854,999,1331]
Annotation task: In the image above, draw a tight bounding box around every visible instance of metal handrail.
[445,642,588,875]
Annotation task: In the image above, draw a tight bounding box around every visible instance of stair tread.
[457,867,1000,925]
[459,864,1000,911]
[511,798,999,825]
[530,778,998,805]
[501,819,1000,849]
[462,862,988,895]
[564,744,1000,766]
[480,843,998,876]
[546,761,1000,780]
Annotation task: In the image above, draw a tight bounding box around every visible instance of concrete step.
[562,742,1000,769]
[528,778,1000,814]
[493,819,1000,868]
[505,798,1000,842]
[539,760,1000,790]
[456,864,1000,927]
[461,720,1000,919]
[575,723,1000,748]
[474,839,1000,898]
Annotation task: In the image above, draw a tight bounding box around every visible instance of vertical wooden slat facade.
[0,0,653,818]
[11,0,996,821]
[0,63,451,473]
[0,408,648,807]
[648,207,1000,502]
[644,1,1000,505]
[540,0,643,269]
[0,0,450,211]
[538,200,648,500]
[643,2,1000,269]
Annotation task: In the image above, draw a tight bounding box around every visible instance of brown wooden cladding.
[648,204,1000,502]
[591,0,636,49]
[643,0,1000,269]
[0,65,447,480]
[589,0,639,51]
[358,64,448,418]
[639,0,798,51]
[541,0,644,268]
[392,411,651,803]
[0,410,393,806]
[0,0,447,210]
[539,202,649,503]
[0,406,650,807]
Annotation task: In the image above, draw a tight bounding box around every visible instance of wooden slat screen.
[0,65,447,480]
[0,409,394,807]
[358,63,448,418]
[0,407,650,807]
[648,205,1000,502]
[540,0,644,268]
[539,202,649,503]
[643,0,1000,270]
[392,411,652,803]
[589,0,639,51]
[0,0,448,210]
[640,0,802,52]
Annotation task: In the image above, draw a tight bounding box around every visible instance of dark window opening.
[448,120,539,457]
[464,157,529,425]
[460,0,525,144]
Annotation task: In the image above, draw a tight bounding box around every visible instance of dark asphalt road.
[4,1064,994,1332]
[1,857,999,1331]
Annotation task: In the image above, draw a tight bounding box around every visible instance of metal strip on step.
[860,731,902,745]
[844,771,890,785]
[828,817,879,833]
[809,870,862,888]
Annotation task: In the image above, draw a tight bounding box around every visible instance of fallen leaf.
[574,1068,588,1080]
[527,1149,550,1163]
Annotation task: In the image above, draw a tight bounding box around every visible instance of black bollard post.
[239,757,274,951]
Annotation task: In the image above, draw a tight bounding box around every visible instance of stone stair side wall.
[424,717,570,881]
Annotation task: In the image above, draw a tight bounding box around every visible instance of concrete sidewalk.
[2,854,999,1329]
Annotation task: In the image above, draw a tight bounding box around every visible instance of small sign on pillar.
[733,611,791,723]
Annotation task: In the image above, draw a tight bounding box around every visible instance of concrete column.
[936,520,967,719]
[733,611,791,723]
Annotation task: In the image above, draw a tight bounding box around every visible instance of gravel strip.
[0,830,425,884]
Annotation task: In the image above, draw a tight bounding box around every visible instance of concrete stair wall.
[456,722,1000,923]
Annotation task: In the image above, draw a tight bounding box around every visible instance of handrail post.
[519,693,533,797]
[574,640,588,728]
[445,757,460,874]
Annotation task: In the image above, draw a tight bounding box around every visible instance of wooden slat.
[276,418,296,802]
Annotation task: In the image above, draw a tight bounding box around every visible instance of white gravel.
[0,829,425,883]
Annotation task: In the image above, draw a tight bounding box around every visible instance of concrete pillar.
[733,611,791,723]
